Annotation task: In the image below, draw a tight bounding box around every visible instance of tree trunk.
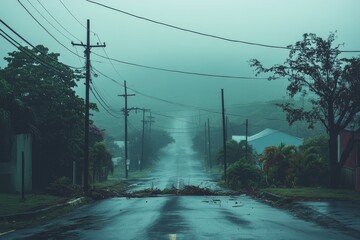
[328,130,340,188]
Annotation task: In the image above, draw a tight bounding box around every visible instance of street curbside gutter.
[0,197,85,222]
[258,190,360,239]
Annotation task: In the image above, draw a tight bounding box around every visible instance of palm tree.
[260,143,297,185]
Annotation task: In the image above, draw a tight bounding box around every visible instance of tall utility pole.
[221,89,227,182]
[119,80,135,178]
[140,108,149,171]
[226,116,229,141]
[146,112,155,158]
[204,121,207,166]
[245,119,249,162]
[148,112,155,135]
[72,19,105,192]
[208,118,212,169]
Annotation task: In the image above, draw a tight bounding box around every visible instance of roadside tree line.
[193,33,360,189]
[0,45,115,192]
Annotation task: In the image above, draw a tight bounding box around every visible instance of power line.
[59,0,87,30]
[85,0,288,49]
[36,0,82,42]
[94,34,125,79]
[91,78,122,115]
[90,67,288,121]
[0,19,82,70]
[26,0,73,42]
[86,0,360,53]
[93,52,268,80]
[90,67,252,117]
[128,119,141,132]
[90,85,121,119]
[17,0,85,59]
[0,28,73,75]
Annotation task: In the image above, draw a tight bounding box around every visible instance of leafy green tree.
[287,135,329,187]
[0,45,88,189]
[251,33,360,187]
[217,140,255,166]
[90,142,113,182]
[217,140,239,165]
[104,133,122,157]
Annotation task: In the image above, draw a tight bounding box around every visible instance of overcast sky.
[1,0,360,122]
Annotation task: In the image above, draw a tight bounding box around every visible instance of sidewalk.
[261,191,360,238]
[299,200,360,231]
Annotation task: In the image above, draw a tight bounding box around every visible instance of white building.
[112,141,125,166]
[232,128,303,154]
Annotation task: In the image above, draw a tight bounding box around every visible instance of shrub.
[226,161,261,189]
[47,176,80,196]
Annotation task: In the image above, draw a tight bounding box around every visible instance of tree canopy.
[0,45,86,189]
[251,33,360,187]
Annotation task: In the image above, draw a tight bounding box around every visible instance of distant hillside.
[227,99,325,140]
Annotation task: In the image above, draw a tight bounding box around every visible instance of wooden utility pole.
[204,121,207,166]
[226,116,229,141]
[208,118,212,169]
[140,108,149,171]
[72,19,105,192]
[245,119,249,162]
[148,112,155,135]
[119,80,135,178]
[221,89,227,182]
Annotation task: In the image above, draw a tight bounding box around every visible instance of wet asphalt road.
[4,195,357,240]
[2,115,359,239]
[128,115,220,192]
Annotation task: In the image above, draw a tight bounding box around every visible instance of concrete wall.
[0,133,32,193]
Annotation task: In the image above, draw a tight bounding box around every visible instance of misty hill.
[227,99,325,139]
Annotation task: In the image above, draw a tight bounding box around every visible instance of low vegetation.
[265,187,360,201]
[217,135,332,192]
[0,193,67,216]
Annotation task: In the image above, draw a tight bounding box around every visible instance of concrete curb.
[258,191,360,239]
[260,191,284,201]
[0,197,85,221]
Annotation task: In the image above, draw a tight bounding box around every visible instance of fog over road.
[3,116,358,239]
[128,114,219,191]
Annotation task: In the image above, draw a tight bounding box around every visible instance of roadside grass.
[0,165,139,233]
[0,193,78,233]
[129,167,152,179]
[265,187,360,201]
[114,163,153,179]
[92,165,152,190]
[0,193,67,215]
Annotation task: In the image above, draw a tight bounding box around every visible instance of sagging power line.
[17,0,85,59]
[86,0,360,53]
[93,52,268,80]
